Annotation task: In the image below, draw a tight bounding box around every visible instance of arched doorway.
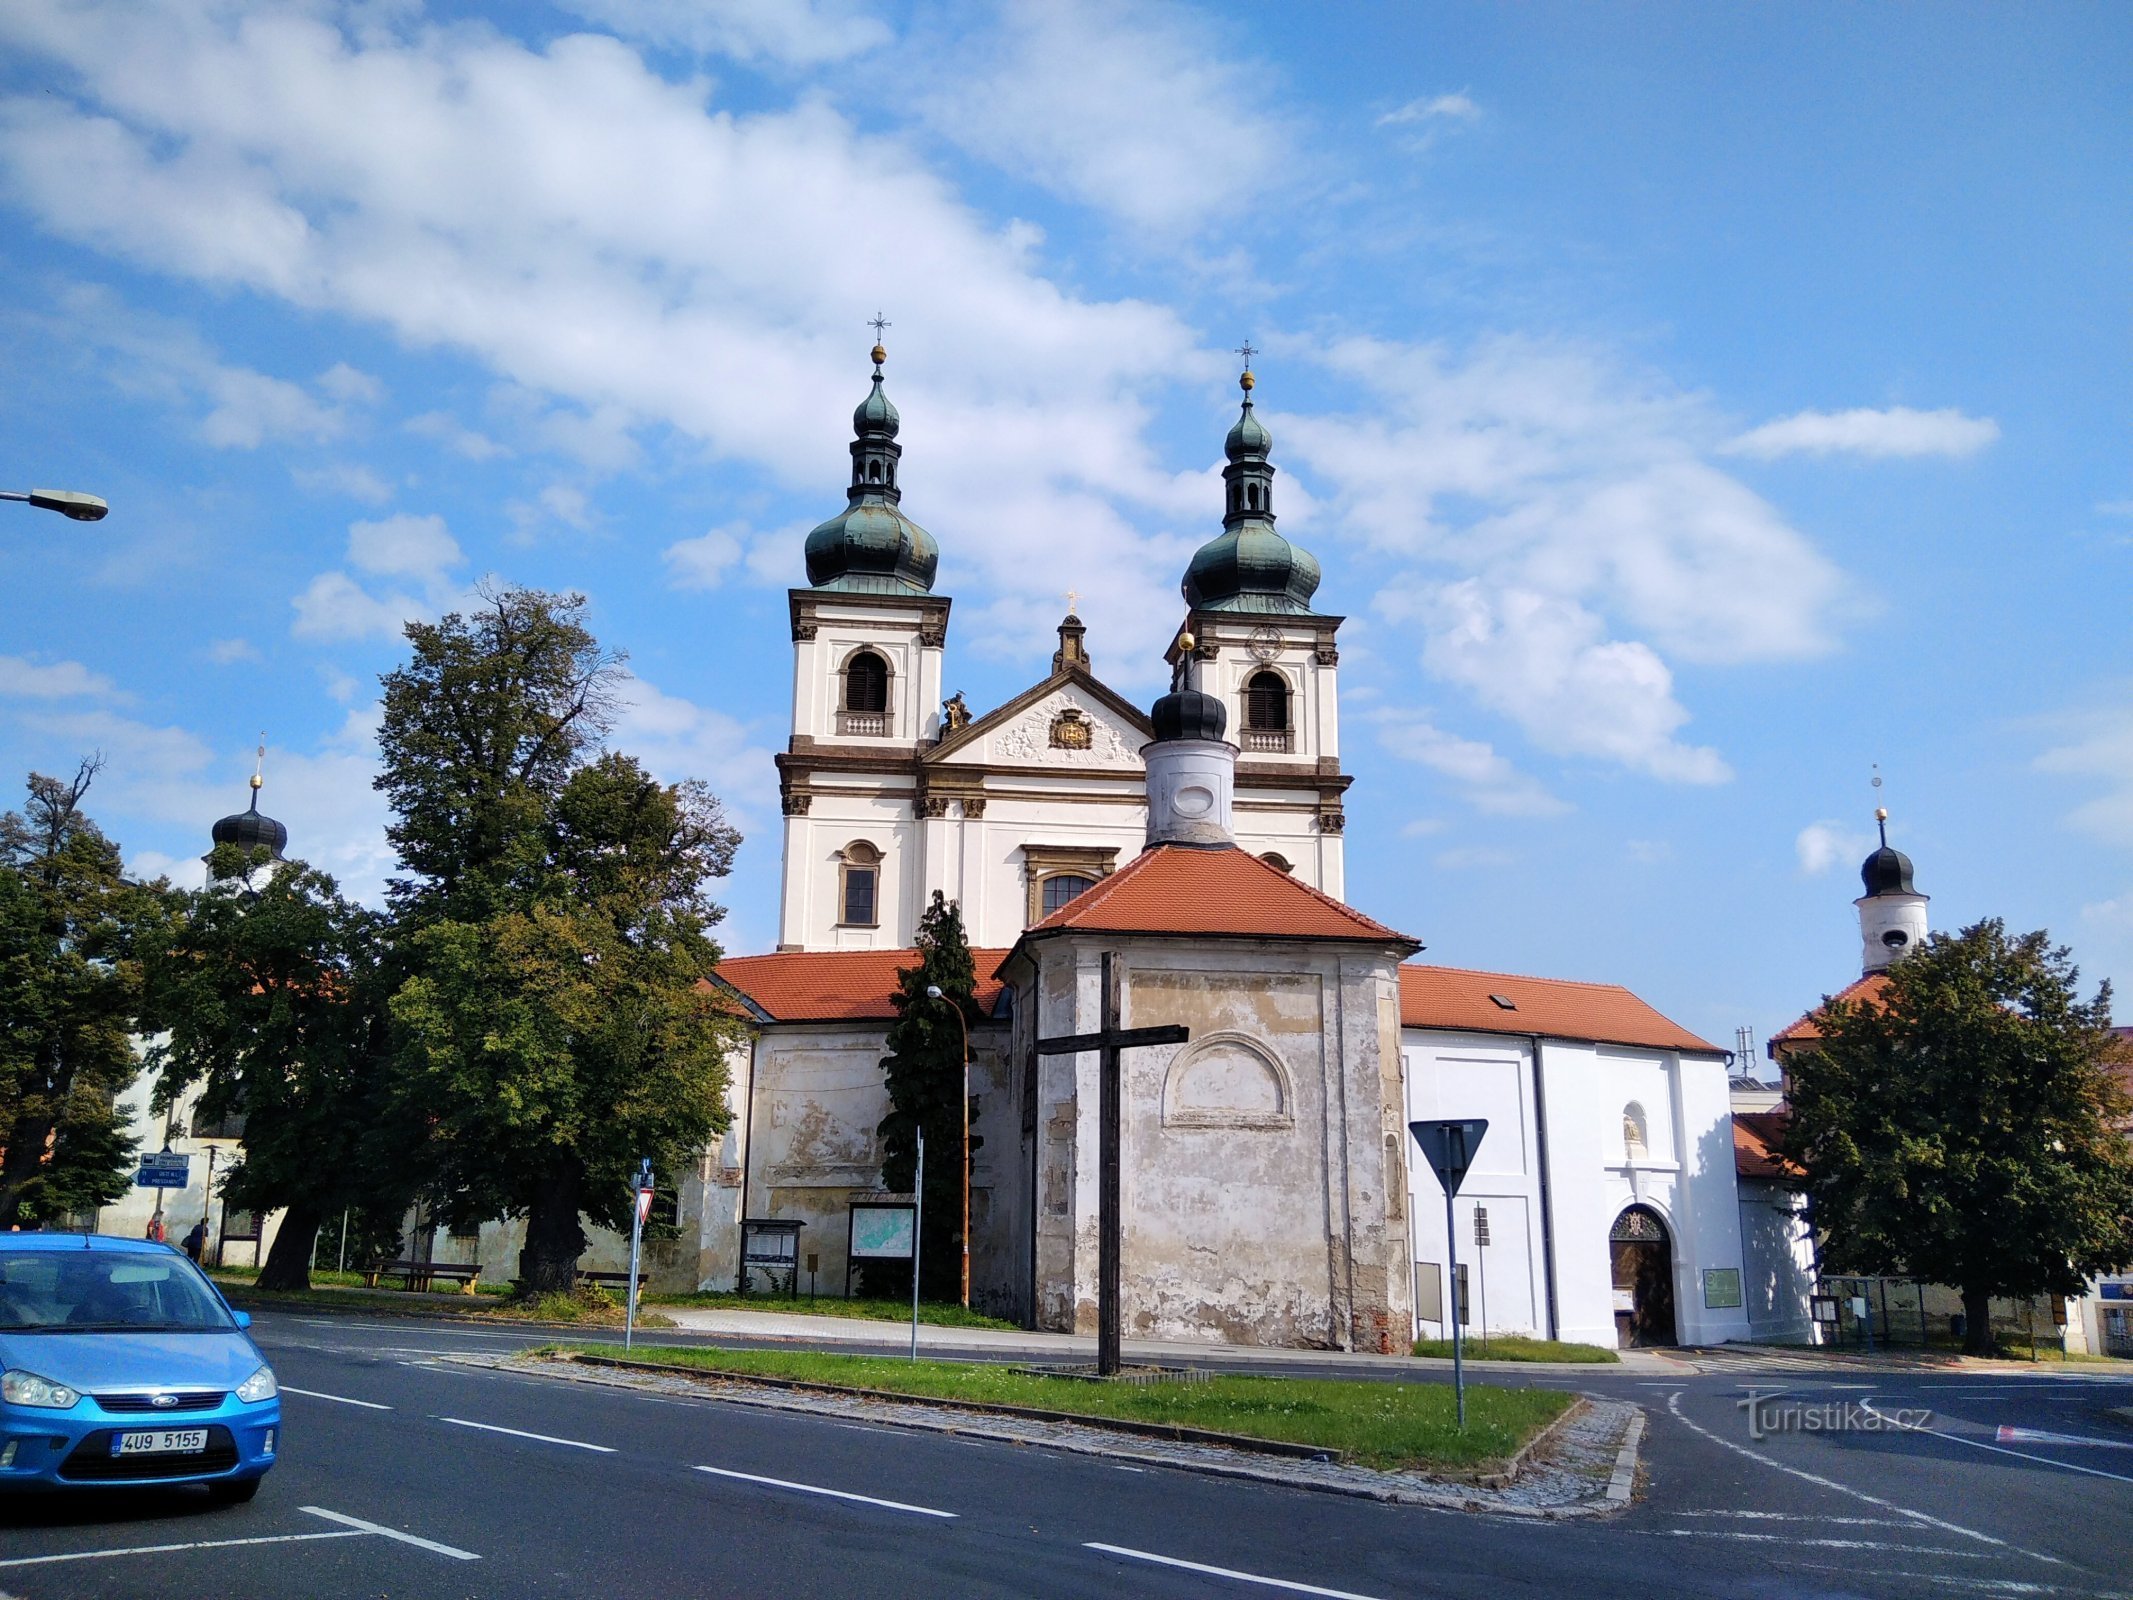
[1610,1205,1677,1347]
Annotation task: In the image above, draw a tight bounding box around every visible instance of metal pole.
[960,1006,971,1312]
[625,1160,650,1352]
[1445,1185,1465,1429]
[1098,953,1122,1377]
[338,1207,350,1273]
[911,1126,925,1360]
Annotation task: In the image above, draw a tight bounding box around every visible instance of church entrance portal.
[1610,1205,1677,1347]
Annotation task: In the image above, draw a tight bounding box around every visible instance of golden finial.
[1236,339,1256,392]
[250,734,266,792]
[1176,630,1195,654]
[1874,807,1888,823]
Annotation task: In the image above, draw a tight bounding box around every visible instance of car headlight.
[2,1369,81,1410]
[234,1365,278,1404]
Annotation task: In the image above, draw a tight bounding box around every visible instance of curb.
[1606,1412,1644,1503]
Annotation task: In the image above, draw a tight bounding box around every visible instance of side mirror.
[231,1310,252,1330]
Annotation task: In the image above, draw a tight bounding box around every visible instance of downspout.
[1529,1034,1561,1341]
[734,1033,759,1294]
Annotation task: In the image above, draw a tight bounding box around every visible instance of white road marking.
[1648,1530,1992,1557]
[1663,1391,2025,1556]
[692,1465,956,1518]
[0,1531,364,1569]
[282,1385,392,1410]
[1854,1401,2133,1487]
[1673,1510,1913,1526]
[1084,1543,1386,1599]
[1996,1425,2133,1451]
[298,1506,481,1560]
[438,1416,615,1452]
[1780,1566,2100,1597]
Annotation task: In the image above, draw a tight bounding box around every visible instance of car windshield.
[0,1249,236,1333]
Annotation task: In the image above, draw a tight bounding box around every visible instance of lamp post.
[1,488,108,522]
[923,983,971,1309]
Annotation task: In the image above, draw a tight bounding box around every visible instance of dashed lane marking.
[298,1507,481,1560]
[0,1531,365,1569]
[282,1385,393,1410]
[691,1465,956,1518]
[1084,1543,1386,1599]
[437,1416,615,1452]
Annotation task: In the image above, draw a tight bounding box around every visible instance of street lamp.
[924,983,972,1310]
[1,488,108,522]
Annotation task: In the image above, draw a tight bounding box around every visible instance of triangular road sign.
[1408,1119,1488,1197]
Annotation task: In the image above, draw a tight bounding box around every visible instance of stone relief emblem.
[1049,708,1092,749]
[996,697,1130,764]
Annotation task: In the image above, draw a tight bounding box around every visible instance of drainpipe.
[734,1036,759,1295]
[1529,1035,1561,1341]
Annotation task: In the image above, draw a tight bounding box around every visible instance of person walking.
[182,1220,207,1264]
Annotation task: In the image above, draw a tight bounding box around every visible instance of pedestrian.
[182,1220,207,1263]
[144,1215,165,1243]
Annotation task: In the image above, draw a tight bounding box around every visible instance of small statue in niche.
[941,691,971,733]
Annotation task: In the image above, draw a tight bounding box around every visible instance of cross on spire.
[1065,588,1079,615]
[868,312,891,340]
[1235,338,1256,370]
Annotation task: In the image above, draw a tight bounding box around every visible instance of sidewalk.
[654,1303,1677,1375]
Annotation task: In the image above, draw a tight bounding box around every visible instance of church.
[646,341,1755,1353]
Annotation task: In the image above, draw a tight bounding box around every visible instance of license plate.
[111,1429,208,1457]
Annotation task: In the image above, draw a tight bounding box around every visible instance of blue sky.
[2,1,2128,1057]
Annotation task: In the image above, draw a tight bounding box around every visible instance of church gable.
[929,673,1152,772]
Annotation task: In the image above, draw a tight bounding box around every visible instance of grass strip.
[544,1343,1572,1472]
[641,1290,1019,1331]
[1411,1334,1619,1365]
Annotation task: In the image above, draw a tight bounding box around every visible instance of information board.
[1702,1267,1743,1310]
[848,1203,916,1260]
[135,1153,190,1189]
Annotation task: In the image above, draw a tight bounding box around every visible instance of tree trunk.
[517,1168,586,1296]
[255,1204,322,1292]
[1961,1286,1995,1356]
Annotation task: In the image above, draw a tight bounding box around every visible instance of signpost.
[625,1159,653,1352]
[1409,1118,1488,1428]
[910,1127,924,1360]
[1035,952,1190,1376]
[135,1151,189,1189]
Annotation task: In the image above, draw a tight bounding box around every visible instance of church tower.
[1168,357,1350,894]
[204,740,287,885]
[1855,808,1929,974]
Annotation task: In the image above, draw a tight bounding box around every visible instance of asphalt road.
[1,1312,2128,1599]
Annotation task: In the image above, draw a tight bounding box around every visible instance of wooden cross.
[1034,952,1189,1375]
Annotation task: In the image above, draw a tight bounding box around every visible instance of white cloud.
[665,524,746,590]
[293,461,394,503]
[293,513,465,641]
[1722,406,2000,461]
[347,513,461,585]
[1378,92,1481,127]
[206,638,259,665]
[1371,710,1568,818]
[406,410,510,461]
[1796,820,1870,876]
[125,848,206,891]
[1434,845,1517,870]
[0,654,123,700]
[558,0,892,65]
[2036,705,2133,848]
[613,674,776,818]
[915,0,1291,234]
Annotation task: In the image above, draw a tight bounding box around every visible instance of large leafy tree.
[144,852,414,1291]
[0,762,151,1228]
[876,892,983,1301]
[377,587,745,1292]
[1780,919,2133,1354]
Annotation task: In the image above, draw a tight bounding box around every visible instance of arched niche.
[1162,1031,1294,1130]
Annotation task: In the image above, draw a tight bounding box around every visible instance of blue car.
[0,1234,279,1502]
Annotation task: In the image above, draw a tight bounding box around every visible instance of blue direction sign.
[135,1152,190,1189]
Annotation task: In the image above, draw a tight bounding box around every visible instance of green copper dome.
[1181,371,1321,614]
[805,350,939,594]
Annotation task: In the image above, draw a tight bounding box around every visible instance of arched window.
[840,841,881,927]
[845,651,888,715]
[1247,482,1263,510]
[1040,873,1095,917]
[1622,1102,1649,1162]
[1245,670,1289,732]
[1259,852,1293,874]
[867,460,883,482]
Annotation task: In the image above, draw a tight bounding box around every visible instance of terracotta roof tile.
[1733,1110,1797,1181]
[1399,965,1720,1054]
[1770,973,1889,1048]
[710,948,1010,1024]
[1016,844,1415,945]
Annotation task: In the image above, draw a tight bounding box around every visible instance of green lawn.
[1411,1334,1619,1365]
[642,1290,1019,1331]
[547,1344,1573,1472]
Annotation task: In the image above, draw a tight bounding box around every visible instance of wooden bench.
[359,1260,482,1295]
[576,1269,649,1295]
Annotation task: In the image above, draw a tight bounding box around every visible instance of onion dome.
[1182,365,1321,614]
[803,340,939,595]
[206,770,287,879]
[1151,686,1228,742]
[1860,809,1916,897]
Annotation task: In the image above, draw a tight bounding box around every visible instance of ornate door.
[1610,1206,1678,1347]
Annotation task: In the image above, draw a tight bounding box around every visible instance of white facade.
[1402,1029,1751,1349]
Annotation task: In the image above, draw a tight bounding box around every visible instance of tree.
[0,762,152,1228]
[144,852,415,1291]
[376,587,745,1293]
[1780,919,2133,1355]
[876,892,983,1301]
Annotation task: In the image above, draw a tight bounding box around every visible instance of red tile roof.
[710,949,1010,1023]
[1399,965,1721,1054]
[1015,844,1415,945]
[1733,1110,1797,1180]
[1770,973,1889,1049]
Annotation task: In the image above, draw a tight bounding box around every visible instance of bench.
[359,1260,483,1294]
[576,1269,650,1294]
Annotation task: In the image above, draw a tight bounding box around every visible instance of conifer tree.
[877,891,983,1301]
[1781,919,2133,1354]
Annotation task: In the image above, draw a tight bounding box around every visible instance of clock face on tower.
[1247,625,1282,663]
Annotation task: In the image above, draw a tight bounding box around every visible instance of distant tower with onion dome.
[205,737,287,883]
[1855,806,1929,974]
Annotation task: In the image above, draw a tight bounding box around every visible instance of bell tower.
[1855,808,1929,974]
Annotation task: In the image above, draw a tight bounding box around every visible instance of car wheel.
[207,1476,262,1506]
